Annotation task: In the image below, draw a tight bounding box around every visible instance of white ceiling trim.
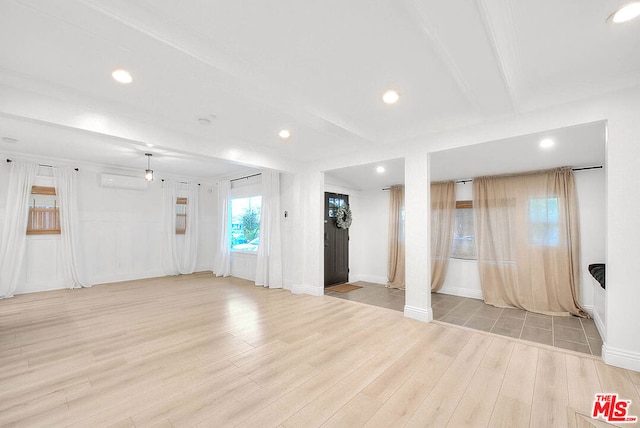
[405,0,482,113]
[475,0,518,113]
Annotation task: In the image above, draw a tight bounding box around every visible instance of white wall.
[280,172,295,290]
[0,163,216,294]
[574,168,606,315]
[348,189,389,284]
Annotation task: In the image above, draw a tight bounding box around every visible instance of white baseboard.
[91,270,166,286]
[581,304,594,317]
[602,344,640,372]
[16,283,66,295]
[436,285,483,300]
[350,274,387,285]
[292,283,324,296]
[591,307,607,342]
[404,305,433,323]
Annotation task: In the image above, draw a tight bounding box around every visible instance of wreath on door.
[335,204,353,229]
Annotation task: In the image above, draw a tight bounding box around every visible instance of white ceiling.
[325,158,405,191]
[324,120,606,191]
[0,1,637,178]
[430,121,606,182]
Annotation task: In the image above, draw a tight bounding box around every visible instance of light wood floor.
[1,273,638,427]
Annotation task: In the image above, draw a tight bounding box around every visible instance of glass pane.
[528,197,559,247]
[231,196,261,251]
[28,194,60,232]
[452,208,476,259]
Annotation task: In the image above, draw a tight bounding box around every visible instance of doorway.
[324,192,349,287]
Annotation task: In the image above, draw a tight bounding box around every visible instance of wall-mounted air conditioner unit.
[100,173,148,190]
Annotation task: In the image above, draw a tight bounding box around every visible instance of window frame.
[27,186,61,235]
[230,195,262,253]
[176,197,187,235]
[451,200,477,260]
[528,196,560,247]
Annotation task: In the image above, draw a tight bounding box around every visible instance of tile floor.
[326,281,603,356]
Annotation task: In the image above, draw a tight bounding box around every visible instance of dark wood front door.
[324,192,349,287]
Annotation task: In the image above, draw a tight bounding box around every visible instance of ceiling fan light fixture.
[144,153,154,181]
[609,2,640,23]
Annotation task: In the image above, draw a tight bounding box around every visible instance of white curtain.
[179,182,199,274]
[53,167,91,288]
[163,181,200,275]
[214,180,231,277]
[255,171,283,288]
[162,180,179,275]
[0,162,38,298]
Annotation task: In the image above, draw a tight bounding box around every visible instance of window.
[328,196,346,218]
[231,196,261,252]
[27,186,60,235]
[451,200,476,259]
[528,197,559,246]
[176,197,187,234]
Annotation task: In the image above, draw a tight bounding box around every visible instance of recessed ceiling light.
[609,2,640,23]
[382,90,400,104]
[539,138,555,149]
[112,69,133,84]
[2,137,18,144]
[376,166,385,173]
[278,129,291,139]
[145,142,154,147]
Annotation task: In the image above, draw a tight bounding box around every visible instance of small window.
[27,186,60,235]
[451,200,476,259]
[176,197,187,234]
[328,197,345,218]
[231,196,261,251]
[528,197,559,247]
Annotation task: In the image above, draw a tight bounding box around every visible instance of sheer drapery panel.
[430,181,456,291]
[387,185,405,289]
[0,162,38,298]
[255,171,283,288]
[53,167,91,288]
[473,167,585,316]
[214,180,231,277]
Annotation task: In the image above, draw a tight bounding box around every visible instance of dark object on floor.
[588,264,605,289]
[326,284,363,293]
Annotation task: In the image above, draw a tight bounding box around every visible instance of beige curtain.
[431,181,456,291]
[387,185,405,289]
[473,167,586,317]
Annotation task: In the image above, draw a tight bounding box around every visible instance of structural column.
[604,107,640,371]
[404,153,432,322]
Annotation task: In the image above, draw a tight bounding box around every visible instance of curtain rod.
[6,158,78,171]
[230,172,261,182]
[381,165,604,190]
[161,179,200,186]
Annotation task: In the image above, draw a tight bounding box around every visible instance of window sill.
[449,257,478,262]
[231,250,258,255]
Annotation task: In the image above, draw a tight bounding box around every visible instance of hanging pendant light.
[144,153,154,181]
